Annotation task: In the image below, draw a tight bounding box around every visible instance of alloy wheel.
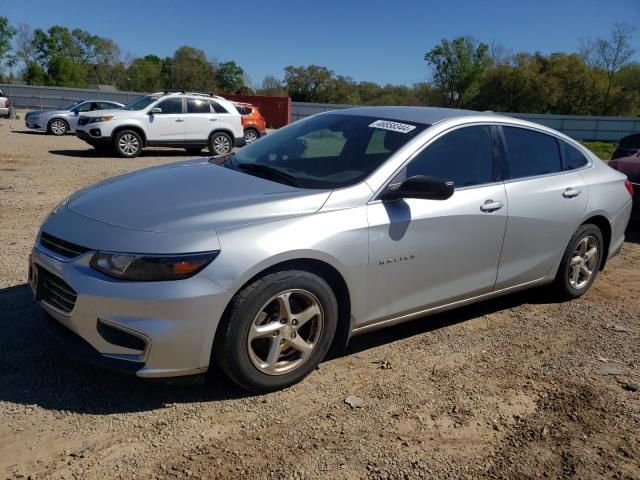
[569,235,599,289]
[247,289,324,375]
[244,130,258,144]
[118,133,140,156]
[51,120,66,135]
[213,135,231,154]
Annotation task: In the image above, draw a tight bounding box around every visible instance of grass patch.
[580,141,617,161]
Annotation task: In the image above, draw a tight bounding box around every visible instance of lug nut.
[291,332,297,338]
[280,338,285,345]
[291,319,298,326]
[273,331,279,337]
[280,318,287,324]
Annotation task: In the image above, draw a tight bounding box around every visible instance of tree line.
[0,17,637,116]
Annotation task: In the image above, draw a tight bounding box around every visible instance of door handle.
[563,187,581,198]
[480,200,503,212]
[209,118,218,122]
[175,118,184,123]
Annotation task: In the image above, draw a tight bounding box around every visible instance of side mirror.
[150,107,162,115]
[381,175,454,201]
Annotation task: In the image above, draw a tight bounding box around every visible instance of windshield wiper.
[235,163,300,187]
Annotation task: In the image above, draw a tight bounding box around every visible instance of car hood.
[79,108,135,118]
[610,156,640,182]
[66,159,331,233]
[28,109,67,116]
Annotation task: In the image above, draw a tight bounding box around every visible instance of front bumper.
[25,117,45,131]
[29,245,232,379]
[76,128,111,147]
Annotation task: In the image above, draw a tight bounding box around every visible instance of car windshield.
[63,101,83,110]
[227,113,428,189]
[122,95,162,111]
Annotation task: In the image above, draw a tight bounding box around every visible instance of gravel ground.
[1,113,639,480]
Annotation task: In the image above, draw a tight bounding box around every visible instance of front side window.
[503,126,562,179]
[228,114,428,189]
[561,141,589,170]
[155,98,183,114]
[187,98,211,114]
[404,126,495,188]
[75,102,92,112]
[99,102,119,110]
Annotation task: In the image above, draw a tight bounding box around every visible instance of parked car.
[609,152,640,220]
[611,133,640,160]
[75,92,244,157]
[25,100,124,136]
[233,102,267,144]
[30,107,633,392]
[0,88,10,118]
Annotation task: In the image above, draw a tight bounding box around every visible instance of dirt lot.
[1,114,639,480]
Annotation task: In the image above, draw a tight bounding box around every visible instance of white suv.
[75,92,245,158]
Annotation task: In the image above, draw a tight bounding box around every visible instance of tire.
[214,270,338,392]
[208,132,233,155]
[244,129,259,145]
[47,118,68,136]
[113,130,142,158]
[552,224,603,299]
[185,147,203,155]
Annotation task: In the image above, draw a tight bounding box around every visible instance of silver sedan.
[29,107,633,392]
[25,100,124,135]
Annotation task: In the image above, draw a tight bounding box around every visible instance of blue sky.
[4,0,640,86]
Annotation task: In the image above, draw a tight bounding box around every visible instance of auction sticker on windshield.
[369,120,417,134]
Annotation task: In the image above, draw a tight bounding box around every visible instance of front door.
[365,125,508,323]
[145,97,185,143]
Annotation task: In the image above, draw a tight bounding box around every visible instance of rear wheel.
[114,130,142,158]
[214,270,338,392]
[48,119,68,136]
[244,129,259,144]
[553,224,603,299]
[208,132,233,155]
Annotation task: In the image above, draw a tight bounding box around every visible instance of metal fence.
[0,84,145,111]
[3,84,639,142]
[291,102,640,142]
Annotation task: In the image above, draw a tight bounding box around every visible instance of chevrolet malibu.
[30,107,633,392]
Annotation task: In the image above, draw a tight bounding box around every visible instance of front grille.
[78,117,90,126]
[39,232,91,259]
[37,267,77,315]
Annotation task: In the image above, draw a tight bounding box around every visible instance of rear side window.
[155,98,182,114]
[405,126,495,188]
[560,141,589,170]
[503,127,562,179]
[236,106,250,115]
[210,101,229,114]
[187,98,211,114]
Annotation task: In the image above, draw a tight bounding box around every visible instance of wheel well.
[244,127,259,134]
[220,259,352,353]
[48,117,68,127]
[112,126,147,146]
[582,215,611,270]
[209,129,235,146]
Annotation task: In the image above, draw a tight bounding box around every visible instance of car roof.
[330,106,501,125]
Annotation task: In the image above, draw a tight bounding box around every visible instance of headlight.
[88,115,114,124]
[90,251,219,281]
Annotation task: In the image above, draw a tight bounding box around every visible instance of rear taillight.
[625,179,634,197]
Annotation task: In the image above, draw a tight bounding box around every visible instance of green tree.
[424,36,489,107]
[167,46,216,91]
[216,60,245,93]
[127,55,166,91]
[283,65,333,102]
[259,75,287,96]
[0,17,16,78]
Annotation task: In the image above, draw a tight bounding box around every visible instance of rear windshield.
[228,113,428,189]
[620,134,640,149]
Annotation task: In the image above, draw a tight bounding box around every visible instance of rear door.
[210,100,238,138]
[495,126,588,289]
[185,98,216,143]
[145,97,185,143]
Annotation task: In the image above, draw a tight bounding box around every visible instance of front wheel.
[214,270,338,392]
[553,224,603,299]
[114,130,142,158]
[208,132,233,155]
[48,119,68,136]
